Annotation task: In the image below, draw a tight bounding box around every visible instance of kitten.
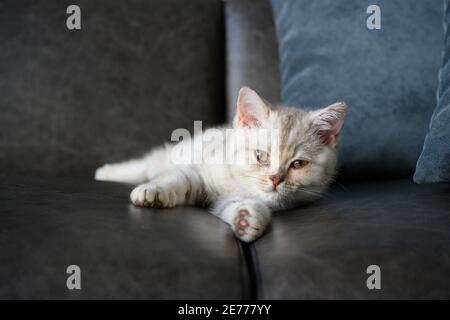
[95,87,346,242]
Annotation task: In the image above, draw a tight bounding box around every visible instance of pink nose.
[270,176,283,188]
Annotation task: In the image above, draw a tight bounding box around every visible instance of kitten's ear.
[235,87,270,128]
[310,102,347,148]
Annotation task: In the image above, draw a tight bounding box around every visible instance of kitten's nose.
[270,175,284,188]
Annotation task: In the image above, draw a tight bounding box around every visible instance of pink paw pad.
[234,209,250,235]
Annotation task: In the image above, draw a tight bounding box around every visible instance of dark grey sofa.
[1,0,449,299]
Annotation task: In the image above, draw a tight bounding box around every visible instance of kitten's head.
[233,87,346,204]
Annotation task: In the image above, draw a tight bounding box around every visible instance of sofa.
[1,0,449,299]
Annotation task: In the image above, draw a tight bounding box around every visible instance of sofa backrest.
[225,0,281,122]
[0,0,225,176]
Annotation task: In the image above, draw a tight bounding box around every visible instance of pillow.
[271,0,443,180]
[414,0,450,183]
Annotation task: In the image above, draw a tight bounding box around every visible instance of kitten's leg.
[130,167,203,208]
[95,158,149,184]
[213,197,271,242]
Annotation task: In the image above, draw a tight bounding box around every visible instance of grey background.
[0,0,225,176]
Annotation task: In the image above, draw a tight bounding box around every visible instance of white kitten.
[95,87,346,242]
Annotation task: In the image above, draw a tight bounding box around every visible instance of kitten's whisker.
[283,185,329,199]
[298,189,328,199]
[235,173,267,183]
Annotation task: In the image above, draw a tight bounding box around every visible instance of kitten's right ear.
[234,87,270,128]
[310,102,347,148]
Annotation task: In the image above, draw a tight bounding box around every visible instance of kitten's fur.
[95,87,346,242]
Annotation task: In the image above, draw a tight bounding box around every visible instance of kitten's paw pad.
[233,208,270,243]
[130,183,177,208]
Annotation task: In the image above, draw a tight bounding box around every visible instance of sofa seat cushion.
[0,176,243,299]
[256,179,450,299]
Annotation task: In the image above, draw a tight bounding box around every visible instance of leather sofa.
[1,0,449,299]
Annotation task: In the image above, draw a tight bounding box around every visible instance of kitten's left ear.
[310,102,347,148]
[235,87,270,128]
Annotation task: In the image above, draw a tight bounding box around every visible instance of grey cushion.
[271,0,444,180]
[256,179,450,299]
[414,0,450,184]
[0,176,244,299]
[225,0,281,122]
[0,0,225,176]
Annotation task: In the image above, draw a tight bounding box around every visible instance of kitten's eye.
[290,159,309,169]
[255,149,270,165]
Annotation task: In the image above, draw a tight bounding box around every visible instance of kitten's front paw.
[232,205,271,243]
[130,183,177,208]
